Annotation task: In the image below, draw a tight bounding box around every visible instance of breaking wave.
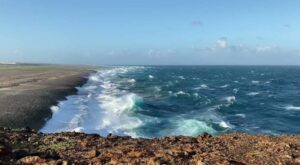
[41,67,145,137]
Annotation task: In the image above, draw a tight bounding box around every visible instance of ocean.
[41,66,300,138]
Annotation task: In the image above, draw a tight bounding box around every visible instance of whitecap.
[233,88,239,94]
[178,76,185,80]
[127,79,136,83]
[193,93,199,97]
[251,80,260,84]
[194,84,209,90]
[225,96,236,103]
[285,105,300,111]
[235,114,246,118]
[219,121,231,128]
[148,75,154,79]
[174,91,190,96]
[247,92,260,96]
[220,84,229,88]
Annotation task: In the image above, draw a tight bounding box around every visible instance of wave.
[220,84,229,88]
[178,76,185,80]
[194,84,209,90]
[173,119,217,136]
[174,91,190,97]
[247,92,260,96]
[233,88,239,94]
[225,96,236,103]
[149,75,154,79]
[219,121,231,128]
[251,80,260,84]
[127,79,136,83]
[41,67,144,137]
[285,105,300,111]
[235,114,246,118]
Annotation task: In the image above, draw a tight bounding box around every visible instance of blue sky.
[0,0,300,65]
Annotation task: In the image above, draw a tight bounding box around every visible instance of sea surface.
[41,66,300,138]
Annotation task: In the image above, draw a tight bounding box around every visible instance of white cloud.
[255,46,280,53]
[216,37,228,49]
[195,37,281,55]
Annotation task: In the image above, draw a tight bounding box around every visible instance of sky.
[0,0,300,65]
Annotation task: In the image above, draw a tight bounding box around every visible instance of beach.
[0,64,93,130]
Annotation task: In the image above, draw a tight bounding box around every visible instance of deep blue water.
[42,66,300,138]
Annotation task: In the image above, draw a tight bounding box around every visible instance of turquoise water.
[42,66,300,138]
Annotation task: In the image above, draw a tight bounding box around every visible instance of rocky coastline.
[0,127,299,164]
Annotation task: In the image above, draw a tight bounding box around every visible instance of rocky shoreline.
[0,127,299,164]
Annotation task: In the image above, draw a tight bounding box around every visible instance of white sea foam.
[89,75,100,82]
[50,106,60,113]
[220,84,229,88]
[285,105,300,111]
[194,84,209,90]
[174,91,190,96]
[127,79,136,83]
[193,93,199,97]
[251,80,260,84]
[233,88,239,94]
[247,92,260,96]
[235,114,246,118]
[149,75,154,79]
[225,96,236,103]
[41,67,144,137]
[178,76,185,79]
[219,121,231,128]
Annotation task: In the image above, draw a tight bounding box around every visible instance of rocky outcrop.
[0,127,299,164]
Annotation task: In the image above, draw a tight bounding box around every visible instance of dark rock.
[42,149,60,159]
[202,132,212,138]
[12,149,29,159]
[0,145,11,156]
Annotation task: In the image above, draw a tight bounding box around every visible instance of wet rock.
[42,149,60,159]
[12,149,29,159]
[0,145,11,156]
[202,132,212,138]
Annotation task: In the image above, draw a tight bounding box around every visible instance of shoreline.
[0,127,299,164]
[0,64,94,130]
